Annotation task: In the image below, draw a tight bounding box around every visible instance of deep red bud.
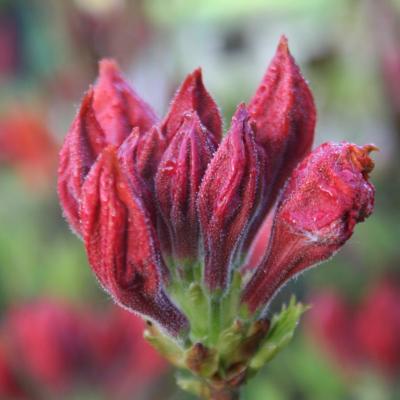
[241,142,376,313]
[117,127,164,222]
[93,59,158,144]
[161,68,222,145]
[58,89,106,234]
[198,104,262,291]
[117,127,172,254]
[80,146,189,336]
[155,112,216,260]
[58,60,158,235]
[245,35,316,250]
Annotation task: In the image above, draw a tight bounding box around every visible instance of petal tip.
[233,103,250,123]
[278,35,289,51]
[98,59,121,81]
[349,143,378,176]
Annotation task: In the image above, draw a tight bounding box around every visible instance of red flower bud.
[58,90,105,234]
[80,146,188,336]
[198,104,263,292]
[156,112,216,260]
[58,60,158,234]
[245,35,316,249]
[117,127,163,222]
[161,68,222,145]
[93,59,158,143]
[241,142,376,313]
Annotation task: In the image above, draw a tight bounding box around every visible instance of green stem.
[209,295,221,345]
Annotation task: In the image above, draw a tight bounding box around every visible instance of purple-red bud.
[80,146,188,336]
[161,69,222,145]
[93,59,158,143]
[241,142,376,313]
[58,60,158,235]
[245,35,316,249]
[58,89,105,234]
[198,104,263,292]
[155,112,216,260]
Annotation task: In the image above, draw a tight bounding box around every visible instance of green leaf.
[249,296,309,371]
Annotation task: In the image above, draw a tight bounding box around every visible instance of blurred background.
[0,0,400,399]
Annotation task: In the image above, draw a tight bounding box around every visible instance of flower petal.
[161,68,222,145]
[93,59,158,145]
[245,36,316,251]
[58,89,105,234]
[80,146,189,337]
[241,142,376,314]
[156,112,216,261]
[198,104,263,292]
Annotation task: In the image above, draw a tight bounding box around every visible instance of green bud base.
[144,269,308,400]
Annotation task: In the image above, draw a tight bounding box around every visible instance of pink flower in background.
[89,307,166,397]
[0,337,27,399]
[1,300,166,398]
[6,300,91,393]
[308,280,400,378]
[307,291,361,370]
[355,280,400,376]
[0,110,57,187]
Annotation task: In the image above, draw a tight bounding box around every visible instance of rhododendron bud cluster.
[58,36,376,399]
[309,280,400,377]
[0,300,165,399]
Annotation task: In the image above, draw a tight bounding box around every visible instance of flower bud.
[80,146,189,336]
[58,59,158,235]
[58,89,105,234]
[156,112,216,261]
[198,104,263,292]
[117,127,163,221]
[93,59,158,144]
[161,68,222,145]
[245,35,316,249]
[241,142,376,313]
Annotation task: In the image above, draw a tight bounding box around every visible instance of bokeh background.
[1,0,400,399]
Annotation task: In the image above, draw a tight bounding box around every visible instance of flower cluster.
[0,300,165,399]
[58,36,375,396]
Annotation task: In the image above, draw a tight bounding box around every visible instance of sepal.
[248,297,309,373]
